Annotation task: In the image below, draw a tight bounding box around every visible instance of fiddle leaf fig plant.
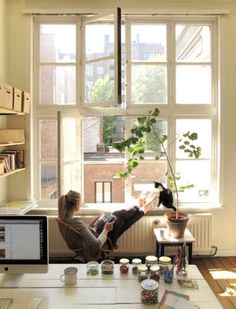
[112,108,201,214]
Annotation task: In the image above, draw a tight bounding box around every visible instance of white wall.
[0,0,7,201]
[5,0,236,256]
[0,0,7,82]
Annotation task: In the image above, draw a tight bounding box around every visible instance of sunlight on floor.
[210,269,236,280]
[219,287,236,297]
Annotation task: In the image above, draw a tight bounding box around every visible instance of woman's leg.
[107,207,144,245]
[107,195,158,246]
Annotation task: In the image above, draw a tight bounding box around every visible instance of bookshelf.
[0,83,30,203]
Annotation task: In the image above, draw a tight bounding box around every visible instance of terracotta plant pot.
[165,211,189,238]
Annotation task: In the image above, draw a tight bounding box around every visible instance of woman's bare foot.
[142,194,159,213]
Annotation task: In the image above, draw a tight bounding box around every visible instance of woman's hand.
[104,220,115,232]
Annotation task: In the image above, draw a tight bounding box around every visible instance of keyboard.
[0,298,13,309]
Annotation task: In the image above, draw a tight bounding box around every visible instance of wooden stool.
[154,227,195,264]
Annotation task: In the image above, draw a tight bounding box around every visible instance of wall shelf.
[0,142,25,147]
[0,168,25,179]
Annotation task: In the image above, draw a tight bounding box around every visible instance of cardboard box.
[0,129,25,144]
[13,88,22,112]
[22,91,30,113]
[0,84,13,110]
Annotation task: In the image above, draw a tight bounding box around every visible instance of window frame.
[32,14,220,210]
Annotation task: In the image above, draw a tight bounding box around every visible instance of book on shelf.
[0,149,24,170]
[0,155,10,172]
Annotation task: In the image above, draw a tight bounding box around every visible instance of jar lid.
[138,265,148,271]
[102,259,114,265]
[150,265,160,272]
[87,261,99,268]
[159,256,171,264]
[119,258,129,264]
[145,255,158,262]
[141,279,159,291]
[132,258,142,264]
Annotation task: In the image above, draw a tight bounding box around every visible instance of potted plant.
[112,108,201,238]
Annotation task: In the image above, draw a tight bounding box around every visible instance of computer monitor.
[0,215,48,274]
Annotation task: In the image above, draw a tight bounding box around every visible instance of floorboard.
[193,257,236,309]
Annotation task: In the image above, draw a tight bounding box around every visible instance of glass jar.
[119,258,129,274]
[101,259,114,275]
[145,255,158,270]
[164,266,174,283]
[131,258,142,274]
[140,279,159,304]
[138,265,148,282]
[159,256,171,277]
[86,261,99,276]
[150,265,160,282]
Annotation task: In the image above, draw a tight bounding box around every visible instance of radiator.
[48,213,212,258]
[188,213,212,254]
[116,216,156,256]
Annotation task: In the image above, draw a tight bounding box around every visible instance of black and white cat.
[154,182,176,211]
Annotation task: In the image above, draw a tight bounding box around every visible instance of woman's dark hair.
[58,190,81,220]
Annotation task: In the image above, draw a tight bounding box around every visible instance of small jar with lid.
[140,279,159,304]
[150,264,160,282]
[159,256,171,277]
[131,258,142,274]
[137,264,148,282]
[119,258,129,274]
[101,259,114,275]
[87,261,99,276]
[145,255,158,271]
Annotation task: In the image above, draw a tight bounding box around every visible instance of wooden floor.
[192,257,236,309]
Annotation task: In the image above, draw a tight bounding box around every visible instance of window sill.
[29,201,223,217]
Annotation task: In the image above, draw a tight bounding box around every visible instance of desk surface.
[0,264,222,309]
[0,200,36,215]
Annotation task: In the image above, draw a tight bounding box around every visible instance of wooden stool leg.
[188,243,192,264]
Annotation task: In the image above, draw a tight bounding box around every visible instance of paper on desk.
[175,298,199,309]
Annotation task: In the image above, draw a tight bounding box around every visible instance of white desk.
[0,264,222,308]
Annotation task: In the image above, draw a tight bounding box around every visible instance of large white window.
[33,14,219,208]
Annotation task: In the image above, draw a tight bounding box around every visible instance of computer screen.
[0,215,48,274]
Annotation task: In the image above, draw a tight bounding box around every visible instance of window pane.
[176,160,211,203]
[40,66,76,105]
[130,118,167,159]
[104,182,112,202]
[176,65,211,104]
[85,23,114,60]
[84,116,125,160]
[176,119,211,158]
[85,61,115,104]
[131,24,167,61]
[95,182,103,203]
[130,161,167,199]
[40,162,57,200]
[40,120,57,160]
[39,120,58,200]
[62,162,81,194]
[40,24,76,63]
[61,117,81,161]
[176,25,211,62]
[132,65,167,104]
[84,164,125,203]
